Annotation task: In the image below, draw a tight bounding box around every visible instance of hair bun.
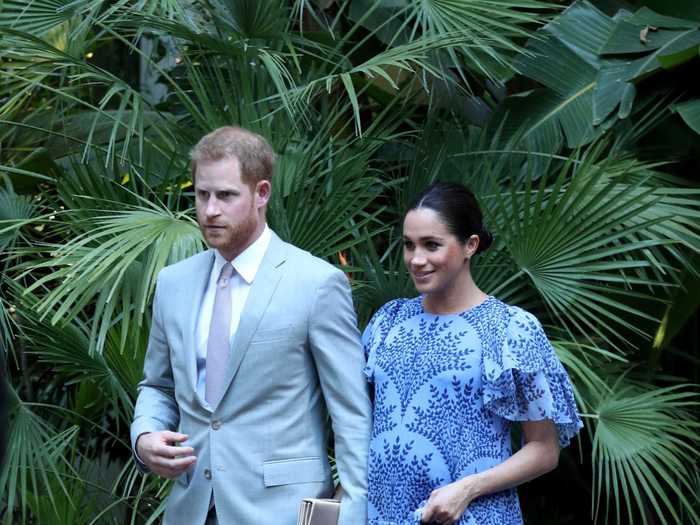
[477,229,493,254]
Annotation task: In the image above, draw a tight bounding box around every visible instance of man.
[131,127,372,525]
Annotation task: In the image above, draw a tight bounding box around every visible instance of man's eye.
[196,190,209,199]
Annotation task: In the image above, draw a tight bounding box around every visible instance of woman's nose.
[410,250,427,266]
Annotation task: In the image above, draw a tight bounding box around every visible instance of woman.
[363,182,582,525]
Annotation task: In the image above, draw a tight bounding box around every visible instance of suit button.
[204,469,212,480]
[211,420,221,430]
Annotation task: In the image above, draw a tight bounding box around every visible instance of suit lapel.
[184,250,215,408]
[217,233,287,405]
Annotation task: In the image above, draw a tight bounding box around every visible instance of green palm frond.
[591,380,700,524]
[401,0,552,81]
[352,231,414,328]
[170,44,294,140]
[268,98,405,259]
[206,0,288,38]
[106,10,302,127]
[0,187,38,351]
[483,145,685,351]
[16,202,202,355]
[126,0,202,25]
[54,159,144,220]
[0,389,80,525]
[621,184,700,278]
[0,188,36,255]
[268,139,386,258]
[349,0,554,83]
[0,0,98,36]
[17,298,143,427]
[550,339,626,411]
[26,453,130,525]
[471,243,538,309]
[277,32,474,134]
[0,27,169,166]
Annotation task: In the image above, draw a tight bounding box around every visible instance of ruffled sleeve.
[482,305,583,447]
[361,299,403,383]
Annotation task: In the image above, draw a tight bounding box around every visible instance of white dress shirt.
[195,225,271,406]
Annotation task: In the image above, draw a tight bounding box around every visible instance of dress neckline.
[418,294,496,317]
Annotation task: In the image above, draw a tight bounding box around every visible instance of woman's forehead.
[403,208,450,236]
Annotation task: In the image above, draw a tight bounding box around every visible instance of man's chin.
[204,235,226,249]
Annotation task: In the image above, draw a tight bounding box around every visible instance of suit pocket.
[262,457,329,487]
[250,325,292,345]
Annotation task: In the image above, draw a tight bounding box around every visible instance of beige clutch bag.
[297,498,340,525]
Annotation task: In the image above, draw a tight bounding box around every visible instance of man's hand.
[136,431,196,479]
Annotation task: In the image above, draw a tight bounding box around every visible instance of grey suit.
[131,232,371,525]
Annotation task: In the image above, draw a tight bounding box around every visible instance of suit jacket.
[131,232,372,525]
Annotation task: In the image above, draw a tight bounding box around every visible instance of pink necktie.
[205,263,234,405]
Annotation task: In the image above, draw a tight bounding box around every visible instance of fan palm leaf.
[352,231,414,328]
[0,388,80,525]
[276,32,477,134]
[0,187,38,354]
[0,26,173,167]
[17,296,143,427]
[590,380,700,524]
[267,110,399,258]
[482,145,688,351]
[347,0,554,84]
[16,200,202,355]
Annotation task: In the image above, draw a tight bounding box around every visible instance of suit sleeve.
[130,275,180,471]
[309,269,372,525]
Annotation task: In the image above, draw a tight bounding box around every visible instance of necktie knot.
[218,263,234,288]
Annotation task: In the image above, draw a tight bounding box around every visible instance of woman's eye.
[426,242,440,250]
[403,240,414,250]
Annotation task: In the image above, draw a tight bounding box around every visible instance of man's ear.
[255,180,271,208]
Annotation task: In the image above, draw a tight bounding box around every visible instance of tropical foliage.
[1,0,699,524]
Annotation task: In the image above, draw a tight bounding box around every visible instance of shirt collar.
[213,225,271,285]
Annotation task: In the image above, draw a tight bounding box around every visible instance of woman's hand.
[420,476,481,525]
[420,420,560,524]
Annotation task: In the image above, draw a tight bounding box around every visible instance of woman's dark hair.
[406,182,493,254]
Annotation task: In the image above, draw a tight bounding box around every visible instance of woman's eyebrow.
[403,235,443,241]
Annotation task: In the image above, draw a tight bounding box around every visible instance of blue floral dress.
[362,296,582,525]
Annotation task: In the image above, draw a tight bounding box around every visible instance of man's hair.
[189,126,275,186]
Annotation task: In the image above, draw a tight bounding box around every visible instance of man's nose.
[206,197,220,217]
